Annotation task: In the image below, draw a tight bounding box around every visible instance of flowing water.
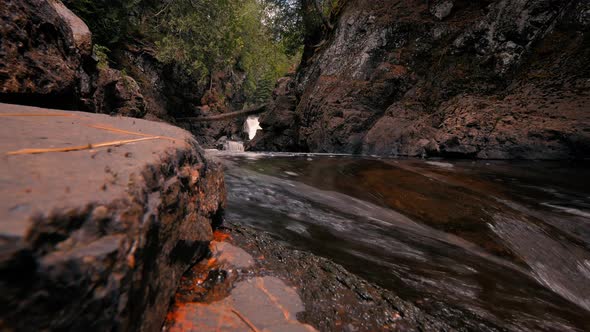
[244,116,262,140]
[209,150,590,331]
[222,140,245,152]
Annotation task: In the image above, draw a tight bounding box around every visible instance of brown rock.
[0,0,92,109]
[90,67,147,117]
[250,0,590,160]
[0,103,226,331]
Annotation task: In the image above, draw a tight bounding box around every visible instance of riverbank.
[164,224,453,332]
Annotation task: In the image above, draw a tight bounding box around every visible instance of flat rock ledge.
[0,103,226,331]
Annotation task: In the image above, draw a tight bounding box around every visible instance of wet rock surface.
[250,0,590,159]
[165,226,453,332]
[165,231,318,332]
[0,103,225,331]
[228,225,454,332]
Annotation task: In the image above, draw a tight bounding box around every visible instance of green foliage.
[69,0,305,104]
[153,0,243,82]
[93,44,110,69]
[65,0,144,47]
[234,0,298,104]
[153,0,300,103]
[261,0,304,56]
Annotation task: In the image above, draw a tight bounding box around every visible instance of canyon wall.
[251,0,590,159]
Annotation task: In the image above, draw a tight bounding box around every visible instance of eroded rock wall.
[0,0,149,118]
[0,0,92,108]
[251,0,590,159]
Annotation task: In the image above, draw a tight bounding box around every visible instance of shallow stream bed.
[210,151,590,331]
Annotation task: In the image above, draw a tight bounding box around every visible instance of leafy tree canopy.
[67,0,340,105]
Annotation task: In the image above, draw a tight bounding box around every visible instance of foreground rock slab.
[0,103,226,331]
[166,233,316,331]
[165,226,453,332]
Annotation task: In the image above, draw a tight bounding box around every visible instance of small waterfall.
[225,140,245,152]
[244,116,262,140]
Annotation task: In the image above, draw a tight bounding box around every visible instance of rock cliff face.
[0,0,150,117]
[0,0,92,108]
[115,45,248,147]
[247,75,300,151]
[251,0,590,159]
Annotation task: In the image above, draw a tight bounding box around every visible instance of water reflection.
[209,151,590,331]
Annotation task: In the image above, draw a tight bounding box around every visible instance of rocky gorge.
[250,0,590,160]
[1,0,590,331]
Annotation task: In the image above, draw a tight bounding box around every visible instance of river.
[209,150,590,331]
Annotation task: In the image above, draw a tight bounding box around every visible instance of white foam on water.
[225,141,245,152]
[541,203,590,219]
[425,161,454,168]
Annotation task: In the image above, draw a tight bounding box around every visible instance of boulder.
[90,67,147,118]
[0,103,226,331]
[0,0,93,109]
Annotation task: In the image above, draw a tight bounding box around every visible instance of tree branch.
[313,0,334,31]
[179,104,268,122]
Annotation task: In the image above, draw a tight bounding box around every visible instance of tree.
[154,0,243,82]
[67,0,339,105]
[261,0,304,56]
[154,0,298,103]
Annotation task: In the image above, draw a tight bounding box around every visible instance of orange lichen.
[213,230,231,242]
[127,254,135,269]
[205,257,218,269]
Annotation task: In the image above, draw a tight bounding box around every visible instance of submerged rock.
[224,225,455,332]
[165,226,454,332]
[0,103,226,331]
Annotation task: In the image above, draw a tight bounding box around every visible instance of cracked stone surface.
[165,238,317,332]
